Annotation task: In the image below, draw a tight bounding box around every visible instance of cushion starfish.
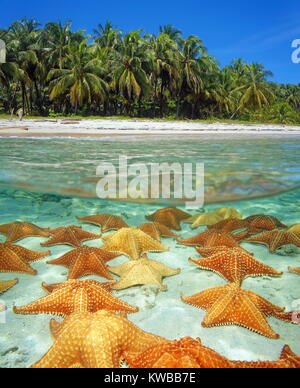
[195,246,253,258]
[108,258,181,291]
[186,208,242,229]
[0,221,51,243]
[181,283,297,339]
[208,218,249,233]
[77,214,128,232]
[146,207,191,231]
[102,227,169,260]
[13,279,138,317]
[31,310,168,368]
[0,278,18,295]
[125,336,300,368]
[0,243,50,275]
[289,267,300,275]
[245,230,300,253]
[244,215,287,233]
[139,222,179,242]
[41,226,102,248]
[189,247,283,285]
[177,230,247,248]
[46,246,119,280]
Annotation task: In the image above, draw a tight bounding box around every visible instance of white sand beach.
[1,118,300,137]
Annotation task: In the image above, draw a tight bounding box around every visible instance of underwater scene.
[0,134,300,368]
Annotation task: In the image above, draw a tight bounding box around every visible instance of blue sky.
[1,0,300,84]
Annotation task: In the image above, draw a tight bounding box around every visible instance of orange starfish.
[0,243,50,275]
[208,218,249,233]
[146,207,191,231]
[139,222,179,242]
[177,230,247,248]
[0,221,51,243]
[189,248,282,285]
[125,337,300,368]
[0,278,18,295]
[31,310,168,368]
[289,267,300,275]
[196,246,252,258]
[181,283,297,339]
[46,246,118,280]
[77,214,128,232]
[41,226,101,248]
[13,279,138,317]
[245,230,300,253]
[244,215,287,233]
[102,227,169,260]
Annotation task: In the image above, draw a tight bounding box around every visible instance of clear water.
[1,135,300,203]
[0,134,300,368]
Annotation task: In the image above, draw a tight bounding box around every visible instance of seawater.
[0,134,299,368]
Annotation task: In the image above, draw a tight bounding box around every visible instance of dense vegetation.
[0,19,300,123]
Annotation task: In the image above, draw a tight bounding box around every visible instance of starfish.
[77,214,128,232]
[46,246,119,280]
[125,337,300,368]
[244,215,287,233]
[186,213,223,229]
[181,283,297,339]
[108,258,181,291]
[0,278,18,295]
[139,222,179,242]
[245,230,300,253]
[146,207,191,231]
[31,310,168,368]
[102,227,169,260]
[195,246,252,258]
[0,221,51,243]
[214,207,242,220]
[177,230,247,248]
[289,267,300,275]
[42,279,116,294]
[189,248,282,285]
[186,208,242,229]
[41,226,101,248]
[13,279,138,317]
[208,218,249,233]
[0,243,50,275]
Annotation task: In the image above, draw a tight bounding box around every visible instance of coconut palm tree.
[236,63,275,111]
[110,30,150,105]
[48,40,108,113]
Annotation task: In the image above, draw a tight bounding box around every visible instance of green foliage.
[0,18,299,125]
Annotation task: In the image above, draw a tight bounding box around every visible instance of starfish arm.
[89,283,138,313]
[149,260,181,277]
[181,285,228,310]
[289,267,300,275]
[0,248,37,275]
[0,278,18,294]
[202,293,279,339]
[5,244,50,263]
[13,288,81,316]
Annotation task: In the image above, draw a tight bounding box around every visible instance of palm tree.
[48,40,108,113]
[236,63,275,111]
[110,30,150,109]
[159,25,182,43]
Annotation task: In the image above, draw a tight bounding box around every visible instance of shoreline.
[1,118,300,137]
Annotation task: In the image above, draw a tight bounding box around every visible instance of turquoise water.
[0,134,300,368]
[1,135,300,203]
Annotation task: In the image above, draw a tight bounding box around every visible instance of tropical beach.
[0,0,300,371]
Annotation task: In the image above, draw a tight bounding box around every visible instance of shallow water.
[1,135,300,203]
[0,134,300,368]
